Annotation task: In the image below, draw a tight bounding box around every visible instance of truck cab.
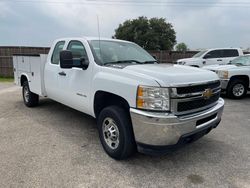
[177,48,243,67]
[13,37,224,159]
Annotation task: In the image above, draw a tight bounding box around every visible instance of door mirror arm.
[80,57,89,70]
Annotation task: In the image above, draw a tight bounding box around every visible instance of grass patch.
[0,77,14,82]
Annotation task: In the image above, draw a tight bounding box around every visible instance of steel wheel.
[23,85,30,103]
[22,81,39,107]
[97,106,136,159]
[232,83,245,97]
[102,117,120,150]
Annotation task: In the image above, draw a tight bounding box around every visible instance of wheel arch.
[229,75,249,88]
[20,74,29,86]
[93,90,130,118]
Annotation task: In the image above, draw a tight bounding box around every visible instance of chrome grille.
[177,92,220,112]
[171,81,221,115]
[176,81,220,95]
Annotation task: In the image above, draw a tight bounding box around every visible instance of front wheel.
[22,81,39,107]
[97,106,136,160]
[226,79,247,99]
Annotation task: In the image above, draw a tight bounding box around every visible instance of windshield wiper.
[104,60,158,65]
[235,63,244,66]
[104,60,144,65]
[142,60,158,64]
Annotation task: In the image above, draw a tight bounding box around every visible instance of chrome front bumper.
[130,98,224,147]
[220,79,229,90]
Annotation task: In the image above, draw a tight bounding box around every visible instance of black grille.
[177,81,220,95]
[177,92,220,112]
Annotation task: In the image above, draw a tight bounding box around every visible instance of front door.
[58,40,93,114]
[204,50,224,66]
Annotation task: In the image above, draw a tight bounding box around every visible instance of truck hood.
[177,57,201,62]
[203,64,238,71]
[124,64,219,87]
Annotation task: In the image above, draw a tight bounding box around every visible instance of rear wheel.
[97,106,136,160]
[226,79,247,99]
[22,81,39,107]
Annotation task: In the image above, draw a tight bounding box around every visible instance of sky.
[0,0,250,50]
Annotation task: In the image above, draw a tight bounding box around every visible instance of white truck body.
[13,54,48,96]
[13,37,224,159]
[177,48,243,67]
[203,55,250,98]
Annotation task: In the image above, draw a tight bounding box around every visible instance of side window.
[205,50,222,59]
[67,41,88,60]
[222,49,239,57]
[51,41,65,64]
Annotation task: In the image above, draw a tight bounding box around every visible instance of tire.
[226,79,247,99]
[97,106,136,160]
[22,81,39,107]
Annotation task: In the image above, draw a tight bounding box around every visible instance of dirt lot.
[0,83,249,188]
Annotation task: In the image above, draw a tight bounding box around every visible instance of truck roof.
[201,48,242,51]
[55,37,133,43]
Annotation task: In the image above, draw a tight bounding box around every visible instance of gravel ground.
[0,83,249,188]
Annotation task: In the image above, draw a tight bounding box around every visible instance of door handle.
[217,59,222,61]
[58,71,66,76]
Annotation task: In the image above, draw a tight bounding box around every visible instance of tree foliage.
[175,43,188,52]
[113,17,176,50]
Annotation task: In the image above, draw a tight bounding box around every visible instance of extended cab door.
[203,50,224,66]
[44,40,65,100]
[57,40,93,114]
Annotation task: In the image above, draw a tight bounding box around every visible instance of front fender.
[91,72,139,109]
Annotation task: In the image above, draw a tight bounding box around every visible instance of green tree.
[175,43,188,52]
[113,16,176,50]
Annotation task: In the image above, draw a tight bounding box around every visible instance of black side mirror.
[60,50,73,69]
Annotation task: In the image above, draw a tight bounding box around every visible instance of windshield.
[192,50,208,58]
[89,40,156,65]
[229,55,250,66]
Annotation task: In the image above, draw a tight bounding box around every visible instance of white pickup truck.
[13,37,224,159]
[204,55,250,99]
[177,48,243,67]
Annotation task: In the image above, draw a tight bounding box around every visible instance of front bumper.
[130,98,224,153]
[220,79,229,90]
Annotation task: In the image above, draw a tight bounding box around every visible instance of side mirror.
[60,50,73,69]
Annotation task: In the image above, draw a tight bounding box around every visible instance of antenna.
[97,15,102,62]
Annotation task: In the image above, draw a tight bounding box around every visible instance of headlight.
[217,70,228,79]
[137,86,170,111]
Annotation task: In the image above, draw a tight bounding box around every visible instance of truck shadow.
[17,97,245,187]
[34,98,230,164]
[12,95,248,187]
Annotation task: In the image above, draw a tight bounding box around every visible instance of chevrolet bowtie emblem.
[202,88,213,99]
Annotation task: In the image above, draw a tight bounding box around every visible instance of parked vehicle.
[204,55,250,99]
[177,48,243,67]
[13,37,224,159]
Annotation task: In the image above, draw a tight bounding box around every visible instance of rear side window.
[222,49,239,57]
[67,41,88,60]
[51,41,65,64]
